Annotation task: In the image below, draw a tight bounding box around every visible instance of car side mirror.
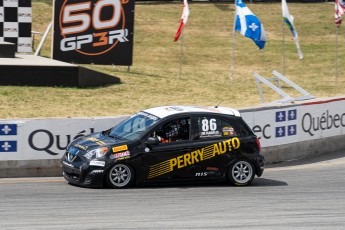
[147,137,160,145]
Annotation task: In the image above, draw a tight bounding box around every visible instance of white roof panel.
[143,106,241,119]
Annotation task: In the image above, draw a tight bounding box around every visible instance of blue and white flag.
[235,0,266,49]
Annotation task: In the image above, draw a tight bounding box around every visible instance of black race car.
[61,106,264,188]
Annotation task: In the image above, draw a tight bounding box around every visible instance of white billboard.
[0,97,344,161]
[241,97,345,147]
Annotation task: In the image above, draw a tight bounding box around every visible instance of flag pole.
[282,22,286,76]
[179,31,184,78]
[230,1,237,81]
[335,26,339,83]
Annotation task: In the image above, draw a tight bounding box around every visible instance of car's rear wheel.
[227,159,255,186]
[106,163,134,188]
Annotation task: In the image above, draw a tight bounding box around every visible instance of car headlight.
[84,147,109,160]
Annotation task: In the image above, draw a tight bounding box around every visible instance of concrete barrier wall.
[1,96,345,177]
[263,134,345,163]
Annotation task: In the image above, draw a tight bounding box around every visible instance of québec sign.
[241,98,345,147]
[28,128,95,155]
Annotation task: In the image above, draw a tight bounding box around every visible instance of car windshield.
[108,111,160,141]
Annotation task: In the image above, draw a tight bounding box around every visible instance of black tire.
[227,159,255,186]
[105,163,134,188]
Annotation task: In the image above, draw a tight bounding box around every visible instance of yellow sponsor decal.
[74,144,87,151]
[85,137,106,146]
[112,145,128,153]
[116,156,130,161]
[148,137,241,179]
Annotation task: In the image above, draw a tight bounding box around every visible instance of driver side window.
[152,117,191,144]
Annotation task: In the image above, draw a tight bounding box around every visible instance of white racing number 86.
[202,118,217,132]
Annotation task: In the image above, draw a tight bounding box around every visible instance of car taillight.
[255,137,261,151]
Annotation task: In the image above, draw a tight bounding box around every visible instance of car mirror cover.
[147,137,160,145]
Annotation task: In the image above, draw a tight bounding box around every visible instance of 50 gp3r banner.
[52,0,134,65]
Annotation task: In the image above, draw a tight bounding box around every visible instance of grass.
[1,1,345,119]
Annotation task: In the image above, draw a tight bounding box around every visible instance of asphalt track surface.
[1,152,345,230]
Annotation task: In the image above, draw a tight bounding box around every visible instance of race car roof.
[143,106,241,119]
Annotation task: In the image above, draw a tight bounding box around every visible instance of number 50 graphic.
[61,0,122,35]
[58,0,128,56]
[53,0,134,64]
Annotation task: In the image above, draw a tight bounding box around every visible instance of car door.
[140,116,196,182]
[187,114,242,179]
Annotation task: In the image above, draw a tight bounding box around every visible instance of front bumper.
[61,159,105,188]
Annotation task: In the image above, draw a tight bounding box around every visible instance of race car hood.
[70,132,127,151]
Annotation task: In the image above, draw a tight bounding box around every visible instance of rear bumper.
[254,153,265,177]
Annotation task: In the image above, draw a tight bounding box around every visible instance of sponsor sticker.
[201,130,220,137]
[113,150,130,159]
[195,172,208,177]
[206,167,219,171]
[112,145,128,153]
[89,160,105,167]
[116,156,130,161]
[137,112,159,121]
[165,106,184,112]
[222,126,235,136]
[74,144,87,151]
[86,137,106,146]
[67,146,78,155]
[222,127,231,132]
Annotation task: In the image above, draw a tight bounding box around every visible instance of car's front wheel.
[106,163,134,188]
[227,159,255,186]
